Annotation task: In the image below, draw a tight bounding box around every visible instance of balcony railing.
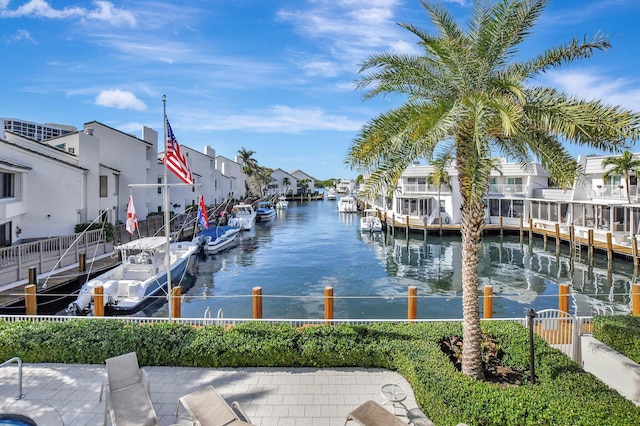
[590,185,640,202]
[400,184,451,195]
[488,183,524,194]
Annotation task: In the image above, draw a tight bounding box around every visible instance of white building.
[1,118,76,142]
[215,155,246,201]
[267,169,298,196]
[291,170,316,194]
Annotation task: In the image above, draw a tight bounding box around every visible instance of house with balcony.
[291,170,316,194]
[267,169,297,196]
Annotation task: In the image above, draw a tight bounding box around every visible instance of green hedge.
[593,315,640,363]
[1,319,638,425]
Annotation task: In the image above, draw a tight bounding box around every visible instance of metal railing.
[0,356,24,399]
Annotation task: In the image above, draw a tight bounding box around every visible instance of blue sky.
[1,0,639,180]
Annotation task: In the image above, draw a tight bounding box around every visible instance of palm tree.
[238,147,258,196]
[347,0,640,380]
[426,151,452,232]
[602,151,640,203]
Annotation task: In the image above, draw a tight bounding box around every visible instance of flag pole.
[162,94,173,320]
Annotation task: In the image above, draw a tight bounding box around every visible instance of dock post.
[519,217,524,242]
[28,267,37,285]
[408,286,417,321]
[559,283,570,314]
[633,284,640,316]
[634,236,639,268]
[483,285,493,319]
[324,286,334,324]
[78,253,86,273]
[252,286,263,319]
[391,214,395,237]
[543,227,547,250]
[555,223,561,248]
[606,233,613,266]
[588,230,594,263]
[94,285,104,317]
[423,217,427,241]
[405,216,409,235]
[528,218,533,241]
[172,286,182,319]
[25,284,36,315]
[499,216,503,236]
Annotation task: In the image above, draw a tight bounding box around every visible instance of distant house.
[290,170,316,194]
[268,169,298,196]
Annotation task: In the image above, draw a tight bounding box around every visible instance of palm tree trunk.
[460,201,486,380]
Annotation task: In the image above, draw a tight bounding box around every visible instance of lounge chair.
[176,385,254,426]
[102,352,158,426]
[344,400,407,426]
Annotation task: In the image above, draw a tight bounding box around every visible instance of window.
[1,172,15,198]
[99,176,108,197]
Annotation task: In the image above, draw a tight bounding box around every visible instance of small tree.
[602,151,640,203]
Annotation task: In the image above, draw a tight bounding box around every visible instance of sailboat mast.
[162,95,173,320]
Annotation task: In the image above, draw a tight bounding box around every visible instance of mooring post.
[559,283,569,313]
[94,285,104,317]
[78,253,86,273]
[28,267,37,285]
[408,286,417,321]
[483,285,493,319]
[253,286,263,319]
[324,286,334,324]
[24,284,36,315]
[172,286,182,319]
[632,283,640,316]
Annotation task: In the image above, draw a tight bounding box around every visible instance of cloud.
[2,29,36,44]
[188,105,363,133]
[95,89,147,111]
[0,0,136,27]
[545,70,640,112]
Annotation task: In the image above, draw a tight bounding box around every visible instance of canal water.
[148,198,634,320]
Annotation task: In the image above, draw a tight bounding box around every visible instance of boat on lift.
[337,196,357,213]
[193,225,240,253]
[228,203,257,230]
[276,196,289,209]
[66,237,197,316]
[360,209,383,232]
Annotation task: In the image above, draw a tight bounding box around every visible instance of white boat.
[255,201,276,221]
[228,203,257,230]
[193,225,240,253]
[66,237,197,316]
[360,209,383,232]
[337,196,357,213]
[276,196,289,209]
[326,188,337,200]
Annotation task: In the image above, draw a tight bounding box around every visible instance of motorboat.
[228,203,257,230]
[337,196,357,213]
[255,201,276,221]
[193,225,240,253]
[66,237,198,316]
[360,209,383,232]
[326,188,337,200]
[276,196,289,209]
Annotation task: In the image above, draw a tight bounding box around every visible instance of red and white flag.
[164,116,194,184]
[125,195,138,235]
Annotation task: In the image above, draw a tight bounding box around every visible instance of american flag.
[164,116,194,184]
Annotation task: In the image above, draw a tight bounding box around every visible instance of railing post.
[559,283,570,314]
[252,286,263,319]
[408,286,417,321]
[483,285,493,319]
[324,286,334,324]
[94,285,104,317]
[171,286,182,319]
[632,283,640,316]
[25,284,36,315]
